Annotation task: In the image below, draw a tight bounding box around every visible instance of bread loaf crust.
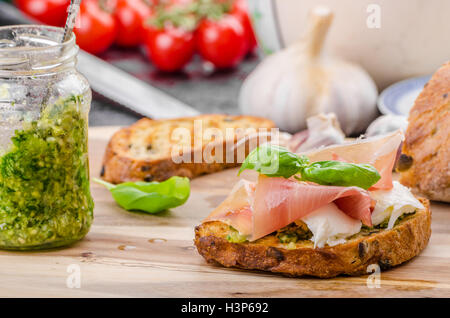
[400,62,450,202]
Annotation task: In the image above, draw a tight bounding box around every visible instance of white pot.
[248,0,450,89]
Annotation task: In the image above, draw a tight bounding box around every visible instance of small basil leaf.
[239,144,309,178]
[300,161,381,189]
[94,176,190,213]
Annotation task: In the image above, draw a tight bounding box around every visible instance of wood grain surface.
[0,126,449,298]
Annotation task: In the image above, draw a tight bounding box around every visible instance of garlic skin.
[239,6,378,135]
[290,113,345,153]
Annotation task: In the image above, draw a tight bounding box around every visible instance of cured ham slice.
[251,176,372,240]
[204,180,254,236]
[303,130,404,190]
[203,176,372,241]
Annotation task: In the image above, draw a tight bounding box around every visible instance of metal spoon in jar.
[62,0,82,43]
[41,0,81,108]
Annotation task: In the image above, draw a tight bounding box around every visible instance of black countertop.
[90,48,260,126]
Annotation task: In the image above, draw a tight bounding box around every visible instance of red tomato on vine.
[195,14,247,69]
[230,0,257,53]
[15,0,70,26]
[73,0,118,55]
[143,24,195,72]
[115,0,154,47]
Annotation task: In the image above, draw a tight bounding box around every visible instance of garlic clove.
[366,115,409,137]
[290,113,345,153]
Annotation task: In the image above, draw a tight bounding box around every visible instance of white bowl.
[248,0,450,89]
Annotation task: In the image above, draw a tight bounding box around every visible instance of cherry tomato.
[143,25,195,72]
[230,0,257,53]
[73,0,118,55]
[195,14,247,69]
[161,0,192,5]
[15,0,70,26]
[114,0,153,47]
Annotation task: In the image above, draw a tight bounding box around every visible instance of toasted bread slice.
[194,198,431,278]
[399,62,450,202]
[101,115,275,183]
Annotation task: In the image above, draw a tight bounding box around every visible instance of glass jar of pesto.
[0,25,94,250]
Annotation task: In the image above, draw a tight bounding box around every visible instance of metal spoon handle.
[41,0,81,107]
[62,0,82,43]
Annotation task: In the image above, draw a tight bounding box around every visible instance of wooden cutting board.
[1,126,449,297]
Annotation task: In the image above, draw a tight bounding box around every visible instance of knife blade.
[0,2,200,119]
[77,52,199,119]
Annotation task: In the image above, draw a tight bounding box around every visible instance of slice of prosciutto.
[204,180,254,236]
[303,130,404,190]
[204,176,372,241]
[251,176,372,240]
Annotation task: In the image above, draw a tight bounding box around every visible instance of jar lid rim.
[0,25,78,73]
[0,25,76,53]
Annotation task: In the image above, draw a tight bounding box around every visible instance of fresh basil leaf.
[239,144,309,178]
[239,145,381,189]
[299,161,381,189]
[94,176,190,213]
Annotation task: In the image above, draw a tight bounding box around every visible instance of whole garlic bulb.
[239,6,378,135]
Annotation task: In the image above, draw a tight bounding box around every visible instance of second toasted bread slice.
[101,115,275,183]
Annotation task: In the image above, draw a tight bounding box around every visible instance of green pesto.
[277,232,298,244]
[361,211,417,232]
[276,222,313,243]
[355,211,417,239]
[0,95,94,250]
[226,226,248,243]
